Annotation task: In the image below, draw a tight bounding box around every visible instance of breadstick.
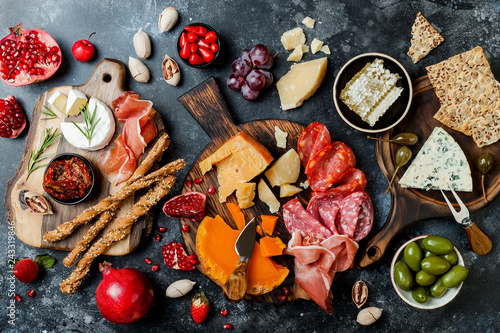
[60,175,176,295]
[43,158,184,242]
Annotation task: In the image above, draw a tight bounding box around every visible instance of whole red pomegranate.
[0,24,62,86]
[0,95,26,138]
[95,261,154,324]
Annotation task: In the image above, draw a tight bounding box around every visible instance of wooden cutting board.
[357,76,500,267]
[178,78,306,303]
[4,59,164,255]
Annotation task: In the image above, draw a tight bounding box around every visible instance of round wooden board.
[357,75,500,267]
[178,78,307,303]
[4,59,165,256]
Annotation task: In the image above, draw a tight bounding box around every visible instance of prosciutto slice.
[99,92,157,185]
[288,232,358,314]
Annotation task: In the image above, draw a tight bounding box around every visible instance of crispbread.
[469,105,500,147]
[426,46,493,102]
[407,13,444,64]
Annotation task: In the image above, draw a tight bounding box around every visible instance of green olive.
[411,286,429,303]
[392,132,419,146]
[404,242,423,272]
[441,250,458,265]
[477,152,493,175]
[415,270,436,286]
[421,256,451,275]
[395,146,412,166]
[422,235,454,255]
[424,249,437,258]
[394,260,414,291]
[441,265,469,288]
[430,277,447,298]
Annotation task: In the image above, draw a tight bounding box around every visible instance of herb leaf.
[35,254,56,269]
[26,127,62,180]
[71,103,101,145]
[39,105,59,120]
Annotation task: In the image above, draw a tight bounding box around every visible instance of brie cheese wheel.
[399,127,473,192]
[47,91,67,116]
[65,89,88,116]
[60,97,115,151]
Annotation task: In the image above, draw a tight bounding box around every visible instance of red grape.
[261,70,274,88]
[241,82,259,100]
[241,49,252,63]
[257,55,274,70]
[249,44,269,66]
[227,74,245,91]
[246,70,266,91]
[232,57,251,77]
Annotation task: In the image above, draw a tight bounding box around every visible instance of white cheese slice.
[280,184,302,197]
[47,91,67,116]
[265,148,301,187]
[258,179,280,213]
[301,44,310,53]
[399,127,473,192]
[302,16,316,29]
[60,97,115,151]
[274,126,288,148]
[281,27,306,50]
[287,44,304,62]
[65,89,88,116]
[311,38,324,54]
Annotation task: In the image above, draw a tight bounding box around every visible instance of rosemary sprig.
[39,105,58,120]
[71,103,101,145]
[26,127,62,180]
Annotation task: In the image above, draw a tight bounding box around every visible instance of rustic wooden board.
[4,58,165,255]
[357,76,500,267]
[178,78,307,303]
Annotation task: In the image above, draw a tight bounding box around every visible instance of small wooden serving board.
[357,76,500,267]
[178,78,306,303]
[4,59,164,255]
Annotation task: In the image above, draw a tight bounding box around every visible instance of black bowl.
[177,23,220,68]
[43,153,95,205]
[333,53,413,133]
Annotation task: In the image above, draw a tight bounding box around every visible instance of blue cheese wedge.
[399,127,472,192]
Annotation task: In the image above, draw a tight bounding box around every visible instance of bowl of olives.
[390,235,468,309]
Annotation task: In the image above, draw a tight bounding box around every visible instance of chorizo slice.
[332,168,367,196]
[297,122,331,172]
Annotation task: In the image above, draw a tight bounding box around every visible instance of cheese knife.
[223,218,256,303]
[440,187,492,255]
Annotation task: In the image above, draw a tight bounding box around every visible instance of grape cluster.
[227,44,274,101]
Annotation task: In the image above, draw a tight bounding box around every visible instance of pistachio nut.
[162,54,181,86]
[357,307,383,326]
[24,191,53,215]
[159,7,178,33]
[133,28,151,59]
[128,57,150,83]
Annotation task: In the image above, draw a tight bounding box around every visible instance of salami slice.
[297,122,331,171]
[332,168,367,196]
[306,191,344,235]
[283,198,332,240]
[335,191,374,241]
[306,141,356,192]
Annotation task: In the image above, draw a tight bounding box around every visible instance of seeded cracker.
[407,13,444,64]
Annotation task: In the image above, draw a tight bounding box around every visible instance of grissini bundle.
[60,175,176,295]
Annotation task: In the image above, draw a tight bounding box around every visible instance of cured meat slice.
[283,199,332,240]
[288,232,358,314]
[306,141,356,192]
[307,191,344,235]
[297,122,331,171]
[336,191,374,241]
[97,135,136,185]
[332,168,367,196]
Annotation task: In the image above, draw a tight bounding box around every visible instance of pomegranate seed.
[223,323,233,330]
[155,234,162,242]
[185,179,192,188]
[158,227,167,233]
[152,264,160,271]
[277,295,286,301]
[220,309,228,317]
[188,253,197,260]
[181,224,190,233]
[144,258,152,264]
[282,286,291,296]
[207,186,216,194]
[28,289,35,298]
[14,294,22,302]
[194,177,203,184]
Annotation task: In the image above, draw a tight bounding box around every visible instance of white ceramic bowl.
[390,235,465,309]
[333,53,413,133]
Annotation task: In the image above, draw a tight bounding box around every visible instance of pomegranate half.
[0,95,26,138]
[95,262,154,324]
[0,24,62,86]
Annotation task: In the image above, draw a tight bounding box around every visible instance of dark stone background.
[0,0,499,332]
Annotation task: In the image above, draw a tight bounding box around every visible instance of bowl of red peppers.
[42,153,95,205]
[177,23,220,68]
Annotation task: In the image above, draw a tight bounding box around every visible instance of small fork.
[440,187,492,255]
